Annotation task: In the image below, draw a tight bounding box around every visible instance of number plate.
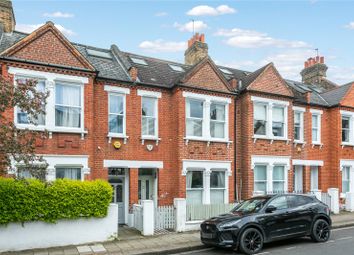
[201,232,214,239]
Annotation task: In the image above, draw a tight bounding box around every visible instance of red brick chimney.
[300,55,328,86]
[184,33,208,65]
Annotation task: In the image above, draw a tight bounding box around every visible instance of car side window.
[288,195,313,208]
[268,196,288,210]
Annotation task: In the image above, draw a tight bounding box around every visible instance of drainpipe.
[234,94,239,202]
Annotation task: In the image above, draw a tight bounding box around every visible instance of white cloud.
[215,28,309,49]
[139,39,187,53]
[155,12,168,17]
[43,11,74,18]
[345,21,354,29]
[187,5,236,16]
[16,23,76,37]
[173,20,208,32]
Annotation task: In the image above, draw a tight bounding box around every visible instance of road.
[174,226,354,255]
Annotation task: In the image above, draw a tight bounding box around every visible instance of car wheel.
[239,228,264,255]
[311,219,331,242]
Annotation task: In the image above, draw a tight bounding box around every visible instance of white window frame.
[342,166,351,194]
[310,109,323,145]
[55,166,82,181]
[10,155,90,182]
[137,89,161,143]
[310,166,319,191]
[340,110,354,146]
[251,155,290,195]
[14,76,47,129]
[182,160,231,205]
[293,106,305,143]
[9,67,88,136]
[54,81,84,131]
[340,160,354,198]
[183,92,231,144]
[108,93,126,137]
[251,96,289,141]
[209,169,227,204]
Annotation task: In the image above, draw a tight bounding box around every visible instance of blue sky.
[12,0,354,84]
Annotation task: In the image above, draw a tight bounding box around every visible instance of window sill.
[341,143,354,149]
[252,136,290,144]
[311,143,323,149]
[184,137,232,148]
[293,141,306,148]
[16,124,88,139]
[107,133,129,144]
[141,136,161,145]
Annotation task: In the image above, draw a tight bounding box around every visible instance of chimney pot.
[184,33,208,65]
[320,56,324,64]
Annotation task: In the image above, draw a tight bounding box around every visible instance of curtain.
[210,104,225,121]
[210,171,225,188]
[210,122,224,138]
[254,104,267,120]
[55,84,81,128]
[210,190,224,204]
[272,107,284,122]
[186,171,203,205]
[254,165,267,193]
[142,117,155,136]
[110,95,123,114]
[109,115,123,133]
[187,119,202,136]
[342,167,350,193]
[56,168,81,180]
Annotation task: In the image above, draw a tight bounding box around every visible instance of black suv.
[201,194,331,255]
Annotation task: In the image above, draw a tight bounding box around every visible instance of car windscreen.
[231,197,270,214]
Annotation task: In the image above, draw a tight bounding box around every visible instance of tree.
[0,75,49,181]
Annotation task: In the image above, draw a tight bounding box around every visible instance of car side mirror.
[265,205,277,213]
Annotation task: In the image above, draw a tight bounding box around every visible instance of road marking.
[257,252,270,255]
[285,246,297,250]
[332,226,354,231]
[336,236,353,241]
[177,248,214,254]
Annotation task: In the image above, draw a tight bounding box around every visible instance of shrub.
[0,178,113,224]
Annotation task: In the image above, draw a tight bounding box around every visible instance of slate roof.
[321,82,353,106]
[0,29,352,107]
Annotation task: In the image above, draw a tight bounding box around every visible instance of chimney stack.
[184,33,208,65]
[0,0,15,33]
[300,55,328,87]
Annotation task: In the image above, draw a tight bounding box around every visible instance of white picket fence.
[186,203,237,221]
[133,204,143,232]
[154,205,175,232]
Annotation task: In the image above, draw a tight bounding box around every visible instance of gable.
[247,65,293,97]
[2,23,94,70]
[181,61,231,93]
[340,83,354,107]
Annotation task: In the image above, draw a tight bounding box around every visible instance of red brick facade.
[0,10,353,224]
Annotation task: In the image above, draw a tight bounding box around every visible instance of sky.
[11,0,354,84]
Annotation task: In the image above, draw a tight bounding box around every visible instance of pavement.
[2,211,354,255]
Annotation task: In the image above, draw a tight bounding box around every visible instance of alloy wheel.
[243,230,263,253]
[315,221,330,241]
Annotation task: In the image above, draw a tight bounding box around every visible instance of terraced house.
[0,0,353,224]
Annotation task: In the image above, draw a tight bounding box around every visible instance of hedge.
[0,178,113,224]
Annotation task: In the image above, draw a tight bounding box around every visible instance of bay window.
[210,171,226,204]
[210,103,226,139]
[342,166,350,193]
[109,94,125,134]
[16,78,46,126]
[252,96,288,140]
[186,170,204,205]
[272,107,285,137]
[186,99,204,137]
[142,97,157,137]
[254,103,267,136]
[55,83,81,128]
[56,167,81,180]
[254,165,267,193]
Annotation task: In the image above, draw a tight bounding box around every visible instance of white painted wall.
[0,204,118,252]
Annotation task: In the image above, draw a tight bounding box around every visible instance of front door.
[138,176,154,200]
[110,178,125,224]
[294,166,303,193]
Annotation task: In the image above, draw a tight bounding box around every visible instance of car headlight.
[219,219,241,229]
